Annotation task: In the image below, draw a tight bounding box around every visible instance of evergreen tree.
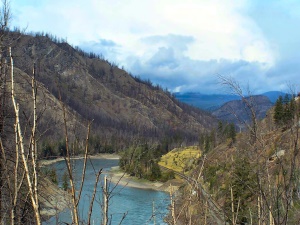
[62,170,69,191]
[49,168,58,185]
[284,96,296,124]
[274,96,284,125]
[274,94,296,127]
[228,123,236,143]
[224,156,255,224]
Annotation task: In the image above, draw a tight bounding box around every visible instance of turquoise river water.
[43,158,169,225]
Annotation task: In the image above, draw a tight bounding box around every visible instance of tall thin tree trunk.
[231,186,235,225]
[87,170,102,225]
[204,200,208,225]
[103,175,108,225]
[152,201,156,225]
[258,196,261,225]
[10,47,41,225]
[170,184,176,225]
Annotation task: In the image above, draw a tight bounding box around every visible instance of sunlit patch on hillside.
[158,146,201,174]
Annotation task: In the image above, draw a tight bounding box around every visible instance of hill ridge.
[8,31,217,153]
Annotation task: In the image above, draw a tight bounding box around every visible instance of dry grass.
[158,146,201,174]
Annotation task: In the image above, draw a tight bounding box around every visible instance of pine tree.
[228,123,236,143]
[274,96,284,125]
[62,170,69,191]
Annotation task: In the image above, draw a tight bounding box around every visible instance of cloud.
[11,0,300,94]
[147,47,178,69]
[141,34,195,52]
[127,49,268,94]
[79,39,120,61]
[12,0,274,61]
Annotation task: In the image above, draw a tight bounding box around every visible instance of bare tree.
[10,47,41,224]
[217,75,300,224]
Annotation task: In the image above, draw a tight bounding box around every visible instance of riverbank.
[39,153,120,219]
[107,166,184,192]
[39,153,120,166]
[40,154,183,192]
[39,177,71,220]
[39,154,183,219]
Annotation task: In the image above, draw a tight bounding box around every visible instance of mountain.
[8,32,218,153]
[212,95,273,130]
[175,91,289,111]
[262,91,289,103]
[174,92,240,111]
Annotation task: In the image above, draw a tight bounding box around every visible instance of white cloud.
[12,0,275,62]
[11,0,300,94]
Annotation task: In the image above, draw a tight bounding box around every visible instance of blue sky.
[10,0,300,94]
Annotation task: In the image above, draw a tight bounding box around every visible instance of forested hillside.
[6,31,217,155]
[0,24,218,223]
[170,93,300,225]
[212,95,273,130]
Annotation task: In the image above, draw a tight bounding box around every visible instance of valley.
[1,1,300,224]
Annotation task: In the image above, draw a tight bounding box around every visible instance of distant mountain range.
[212,95,274,130]
[174,91,290,130]
[174,91,288,111]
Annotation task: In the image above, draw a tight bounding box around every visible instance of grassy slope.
[158,146,201,174]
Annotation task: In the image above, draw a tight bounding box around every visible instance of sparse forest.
[2,1,300,225]
[5,28,217,156]
[0,1,216,224]
[169,78,300,225]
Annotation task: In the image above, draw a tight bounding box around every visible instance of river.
[43,158,169,225]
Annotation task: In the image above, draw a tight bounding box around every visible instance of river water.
[43,158,169,225]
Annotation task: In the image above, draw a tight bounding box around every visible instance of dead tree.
[218,75,300,224]
[10,47,41,224]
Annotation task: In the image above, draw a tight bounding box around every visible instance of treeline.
[12,27,212,128]
[199,121,236,153]
[11,27,113,63]
[119,144,175,181]
[6,29,217,162]
[197,89,300,224]
[273,93,299,128]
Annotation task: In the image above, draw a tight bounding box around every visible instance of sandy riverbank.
[39,153,120,166]
[39,178,72,220]
[39,153,120,220]
[39,154,183,220]
[40,173,183,223]
[40,154,183,192]
[106,167,184,192]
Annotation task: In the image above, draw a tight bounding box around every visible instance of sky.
[10,0,300,94]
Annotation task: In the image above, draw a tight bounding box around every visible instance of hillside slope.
[170,97,300,224]
[212,95,273,130]
[8,32,217,152]
[174,91,286,111]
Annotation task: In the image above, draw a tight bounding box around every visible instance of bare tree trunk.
[10,47,41,224]
[231,186,235,225]
[87,169,102,225]
[0,55,4,225]
[31,63,40,224]
[60,101,79,225]
[76,121,92,207]
[249,207,253,225]
[152,201,156,225]
[103,175,108,225]
[170,184,176,225]
[204,200,208,225]
[258,195,261,225]
[0,1,11,220]
[267,168,274,225]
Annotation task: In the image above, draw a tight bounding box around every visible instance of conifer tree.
[274,96,284,125]
[228,123,236,143]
